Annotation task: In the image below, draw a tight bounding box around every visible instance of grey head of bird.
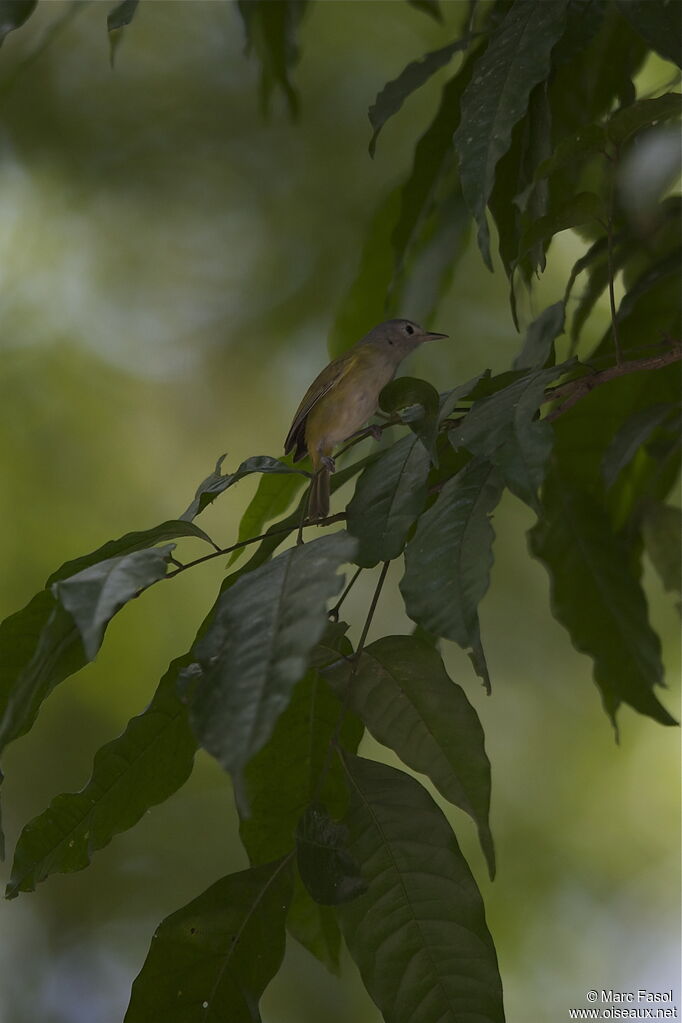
[358,318,448,364]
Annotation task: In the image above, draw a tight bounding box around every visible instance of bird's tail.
[308,466,330,520]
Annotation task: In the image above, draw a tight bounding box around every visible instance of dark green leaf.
[47,519,216,585]
[124,857,294,1023]
[52,546,174,661]
[616,0,682,68]
[240,659,362,971]
[296,804,366,905]
[369,37,472,156]
[181,454,306,522]
[454,0,570,267]
[6,656,196,898]
[326,634,496,878]
[606,92,682,146]
[517,191,605,265]
[438,369,489,421]
[347,433,432,568]
[407,0,443,22]
[0,594,84,757]
[236,0,307,117]
[529,471,676,728]
[229,467,306,566]
[338,754,504,1023]
[107,0,138,66]
[392,54,477,279]
[401,456,503,648]
[384,376,440,463]
[602,404,676,490]
[642,502,682,599]
[608,249,682,355]
[454,363,569,509]
[513,301,565,370]
[0,0,37,46]
[185,532,356,781]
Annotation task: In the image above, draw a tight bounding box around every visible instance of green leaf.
[185,532,357,781]
[642,502,682,600]
[369,37,472,156]
[616,0,682,68]
[229,468,306,566]
[6,655,196,898]
[239,653,362,972]
[124,857,294,1023]
[380,375,441,463]
[602,404,676,490]
[0,0,37,46]
[517,191,605,266]
[326,634,496,878]
[407,0,443,22]
[606,92,682,146]
[454,0,570,267]
[236,0,307,117]
[529,471,676,728]
[347,433,431,569]
[513,300,564,370]
[392,54,477,279]
[437,369,489,421]
[453,363,569,509]
[338,754,505,1023]
[401,456,503,648]
[181,454,306,522]
[52,546,174,661]
[47,519,216,585]
[0,594,84,757]
[296,804,366,905]
[107,0,139,67]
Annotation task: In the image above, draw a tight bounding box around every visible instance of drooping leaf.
[229,467,306,565]
[607,249,682,356]
[52,546,174,661]
[338,754,505,1023]
[516,191,605,268]
[454,0,569,267]
[401,456,503,648]
[606,92,682,147]
[0,0,37,46]
[236,0,307,117]
[296,804,366,905]
[513,300,564,370]
[529,470,676,728]
[616,0,682,68]
[642,502,682,601]
[181,454,306,522]
[407,0,443,22]
[392,52,477,279]
[124,857,294,1023]
[453,362,570,509]
[107,0,139,67]
[602,404,676,490]
[380,376,441,464]
[6,655,196,898]
[437,369,489,422]
[239,653,362,972]
[0,594,84,757]
[184,531,356,782]
[347,433,432,568]
[369,36,472,156]
[326,634,496,878]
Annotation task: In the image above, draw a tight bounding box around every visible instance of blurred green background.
[0,2,679,1021]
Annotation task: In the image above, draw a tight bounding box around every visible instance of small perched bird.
[284,318,447,520]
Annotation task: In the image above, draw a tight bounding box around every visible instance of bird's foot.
[367,424,383,442]
[321,455,336,474]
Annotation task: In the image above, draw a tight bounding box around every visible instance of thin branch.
[544,345,682,422]
[328,565,363,623]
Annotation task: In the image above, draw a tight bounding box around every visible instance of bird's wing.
[284,352,355,459]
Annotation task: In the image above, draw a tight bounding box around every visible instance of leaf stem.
[328,565,363,623]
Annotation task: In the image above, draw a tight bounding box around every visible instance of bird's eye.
[405,324,414,335]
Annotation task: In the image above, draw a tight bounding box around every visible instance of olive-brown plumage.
[284,318,447,519]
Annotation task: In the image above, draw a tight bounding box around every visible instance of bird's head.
[361,318,448,361]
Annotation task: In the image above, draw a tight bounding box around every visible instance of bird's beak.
[425,330,448,341]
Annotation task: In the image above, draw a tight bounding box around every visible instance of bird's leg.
[367,424,383,442]
[321,454,336,474]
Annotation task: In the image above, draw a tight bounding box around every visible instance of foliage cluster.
[0,1,680,1021]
